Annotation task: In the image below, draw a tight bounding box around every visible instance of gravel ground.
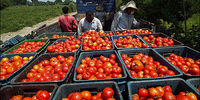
[0,12,77,42]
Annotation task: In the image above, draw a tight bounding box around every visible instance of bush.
[0,0,11,10]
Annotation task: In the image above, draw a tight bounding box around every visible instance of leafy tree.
[0,0,11,10]
[55,0,62,4]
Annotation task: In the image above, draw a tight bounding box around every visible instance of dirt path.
[0,12,77,42]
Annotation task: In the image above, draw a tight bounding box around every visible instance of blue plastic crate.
[186,78,200,96]
[111,34,150,50]
[53,82,123,100]
[0,84,57,100]
[128,78,200,100]
[81,36,115,52]
[11,52,76,85]
[153,46,200,78]
[14,35,26,42]
[117,48,183,81]
[138,33,184,48]
[2,41,11,47]
[73,50,127,92]
[0,53,36,85]
[10,38,19,45]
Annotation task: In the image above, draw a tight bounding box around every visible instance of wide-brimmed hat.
[120,1,138,11]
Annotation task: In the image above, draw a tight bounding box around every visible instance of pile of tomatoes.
[10,90,51,100]
[142,35,175,47]
[78,31,114,40]
[20,55,74,82]
[165,54,200,75]
[8,41,46,54]
[82,36,112,51]
[62,87,115,100]
[116,29,152,35]
[132,85,198,100]
[0,55,33,80]
[121,53,175,78]
[43,34,72,39]
[76,54,123,80]
[47,36,81,53]
[113,36,148,48]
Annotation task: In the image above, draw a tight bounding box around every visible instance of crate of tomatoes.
[117,48,183,81]
[128,78,199,100]
[186,78,200,96]
[11,52,76,85]
[73,50,127,92]
[45,36,81,54]
[53,82,123,100]
[154,46,200,78]
[138,33,184,47]
[0,53,36,85]
[115,29,153,36]
[111,35,149,50]
[2,39,50,55]
[78,31,115,40]
[81,36,114,52]
[0,84,57,100]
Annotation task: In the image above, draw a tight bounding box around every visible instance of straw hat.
[120,1,138,11]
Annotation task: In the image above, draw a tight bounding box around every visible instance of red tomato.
[36,90,50,100]
[81,91,91,100]
[138,88,148,97]
[162,92,176,100]
[102,87,114,99]
[163,86,172,92]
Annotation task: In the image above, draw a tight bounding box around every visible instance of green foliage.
[10,0,27,5]
[0,0,11,10]
[0,5,70,34]
[55,0,62,4]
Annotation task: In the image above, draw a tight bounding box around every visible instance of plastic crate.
[11,52,76,85]
[128,78,200,100]
[2,39,50,55]
[0,84,57,100]
[73,50,127,91]
[10,38,19,45]
[44,39,81,55]
[186,78,200,96]
[115,28,154,35]
[153,46,200,78]
[14,35,26,42]
[111,34,150,50]
[117,48,183,81]
[0,53,36,85]
[80,36,115,52]
[138,33,184,47]
[53,81,123,100]
[36,32,77,40]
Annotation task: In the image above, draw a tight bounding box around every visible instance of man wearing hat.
[111,1,139,31]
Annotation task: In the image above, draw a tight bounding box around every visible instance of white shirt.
[78,17,103,35]
[111,11,139,31]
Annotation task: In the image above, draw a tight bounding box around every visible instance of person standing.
[111,1,139,31]
[58,6,78,32]
[78,10,103,35]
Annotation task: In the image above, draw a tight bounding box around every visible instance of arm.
[57,17,61,29]
[111,12,121,31]
[77,20,82,36]
[132,17,140,28]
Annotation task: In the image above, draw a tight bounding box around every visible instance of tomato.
[10,95,23,100]
[36,90,50,100]
[148,87,159,98]
[22,97,32,100]
[102,87,114,99]
[186,92,198,100]
[132,94,139,100]
[163,85,172,92]
[155,86,164,97]
[138,88,148,97]
[70,92,83,100]
[110,54,116,59]
[131,60,144,72]
[81,91,91,100]
[162,92,176,100]
[176,94,190,100]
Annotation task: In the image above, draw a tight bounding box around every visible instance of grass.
[0,5,72,34]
